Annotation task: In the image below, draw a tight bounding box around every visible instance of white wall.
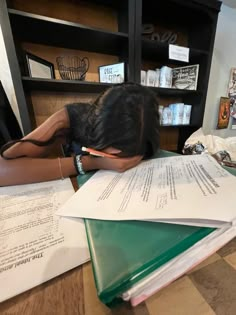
[0,24,22,131]
[203,4,236,137]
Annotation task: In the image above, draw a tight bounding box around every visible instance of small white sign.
[169,44,189,62]
[99,62,125,83]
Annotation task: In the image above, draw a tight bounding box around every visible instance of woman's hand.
[82,155,143,173]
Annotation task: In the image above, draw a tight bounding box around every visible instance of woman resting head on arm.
[0,83,160,186]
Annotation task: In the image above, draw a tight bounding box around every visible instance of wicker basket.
[56,56,89,80]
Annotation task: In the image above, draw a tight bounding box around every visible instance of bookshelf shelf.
[22,77,113,93]
[8,9,128,55]
[142,39,208,64]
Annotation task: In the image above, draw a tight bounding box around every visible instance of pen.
[81,146,116,158]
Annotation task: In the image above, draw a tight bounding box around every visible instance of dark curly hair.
[67,83,160,158]
[1,83,160,159]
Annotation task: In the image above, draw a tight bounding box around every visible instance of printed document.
[0,179,90,302]
[57,154,236,227]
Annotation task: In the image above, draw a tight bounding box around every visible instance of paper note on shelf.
[169,44,189,62]
[57,154,236,228]
[0,178,90,303]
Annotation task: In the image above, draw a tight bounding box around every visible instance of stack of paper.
[0,178,90,303]
[123,223,236,306]
[57,154,236,228]
[56,152,236,306]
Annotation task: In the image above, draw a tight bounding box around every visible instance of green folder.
[78,150,236,305]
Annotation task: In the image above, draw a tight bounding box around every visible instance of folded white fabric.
[185,128,236,161]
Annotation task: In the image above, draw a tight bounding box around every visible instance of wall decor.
[56,56,89,80]
[230,98,236,130]
[160,31,177,44]
[141,24,154,35]
[227,68,236,129]
[142,24,177,44]
[172,64,199,90]
[151,32,161,41]
[217,97,230,129]
[26,52,55,79]
[98,62,125,84]
[228,68,236,99]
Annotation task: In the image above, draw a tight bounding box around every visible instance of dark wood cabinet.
[0,0,221,152]
[134,0,221,151]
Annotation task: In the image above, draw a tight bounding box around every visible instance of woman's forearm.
[2,108,69,159]
[0,156,77,186]
[0,153,143,186]
[0,155,105,186]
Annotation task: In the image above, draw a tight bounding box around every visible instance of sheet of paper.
[0,179,90,302]
[56,154,236,227]
[169,44,189,62]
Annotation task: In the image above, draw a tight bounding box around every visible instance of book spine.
[159,66,172,88]
[169,103,184,125]
[182,105,192,125]
[141,70,146,86]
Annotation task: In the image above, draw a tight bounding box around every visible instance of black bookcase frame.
[134,0,221,151]
[0,0,222,152]
[0,0,136,134]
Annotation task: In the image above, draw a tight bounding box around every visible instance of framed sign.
[26,52,55,79]
[172,64,199,90]
[217,97,230,129]
[227,68,236,130]
[98,62,125,84]
[228,67,236,99]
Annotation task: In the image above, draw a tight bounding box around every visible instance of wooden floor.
[0,237,236,315]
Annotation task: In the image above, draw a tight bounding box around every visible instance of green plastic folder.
[78,151,235,305]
